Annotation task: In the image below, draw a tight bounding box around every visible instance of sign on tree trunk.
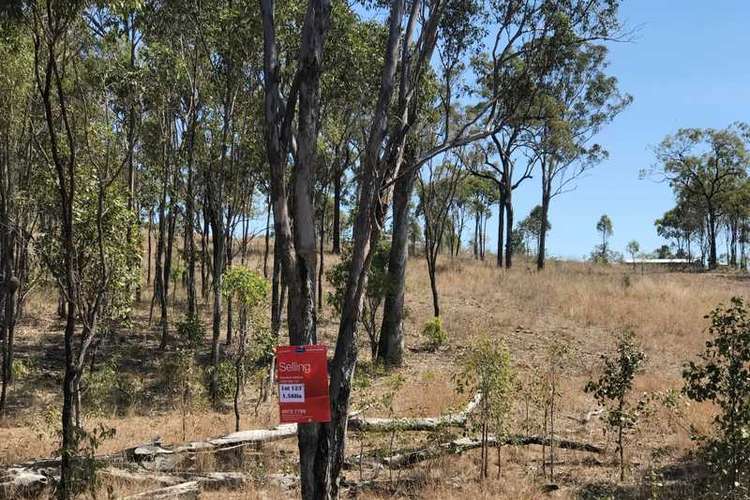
[276,345,331,424]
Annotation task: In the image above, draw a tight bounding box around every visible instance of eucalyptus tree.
[596,214,613,255]
[379,0,625,363]
[655,201,702,261]
[30,3,140,495]
[652,125,749,269]
[517,204,550,259]
[259,0,332,496]
[469,0,627,269]
[262,0,469,492]
[138,28,182,349]
[378,0,482,366]
[320,13,384,255]
[0,15,38,415]
[83,1,146,298]
[464,175,496,260]
[533,44,631,269]
[30,5,89,495]
[419,158,465,318]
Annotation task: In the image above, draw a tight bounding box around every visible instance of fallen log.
[103,468,248,491]
[0,467,52,499]
[183,472,247,491]
[366,434,605,468]
[0,393,485,492]
[121,480,200,499]
[348,393,482,433]
[123,395,481,468]
[125,424,298,471]
[101,467,183,486]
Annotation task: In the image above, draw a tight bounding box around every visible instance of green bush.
[160,349,202,401]
[585,331,646,482]
[248,324,276,370]
[11,357,33,381]
[83,360,118,414]
[683,297,750,495]
[454,336,514,479]
[206,360,236,402]
[422,316,447,351]
[176,315,206,349]
[326,240,390,358]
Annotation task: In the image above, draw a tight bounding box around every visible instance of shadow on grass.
[577,458,711,500]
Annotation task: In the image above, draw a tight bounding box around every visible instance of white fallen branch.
[0,467,52,498]
[126,394,482,468]
[0,393,486,492]
[348,393,482,432]
[126,423,298,471]
[367,434,605,468]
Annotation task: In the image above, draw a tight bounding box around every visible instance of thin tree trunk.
[226,223,234,345]
[473,211,479,259]
[504,195,513,268]
[479,214,486,262]
[184,98,198,317]
[428,257,440,318]
[263,193,271,278]
[209,221,225,401]
[332,166,342,254]
[271,236,281,336]
[318,197,326,312]
[147,208,153,285]
[0,278,18,415]
[496,195,504,267]
[201,207,208,299]
[155,154,168,349]
[537,190,550,270]
[241,213,248,265]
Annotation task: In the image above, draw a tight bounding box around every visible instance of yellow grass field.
[1,248,745,499]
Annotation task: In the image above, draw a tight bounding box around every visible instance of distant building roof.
[625,258,691,264]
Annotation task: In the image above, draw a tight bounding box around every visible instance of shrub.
[422,316,447,351]
[206,360,236,402]
[683,297,750,495]
[455,336,514,479]
[221,266,271,429]
[11,358,33,381]
[83,359,118,415]
[327,240,390,359]
[176,315,205,350]
[585,330,646,482]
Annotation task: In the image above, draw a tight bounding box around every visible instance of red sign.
[276,345,331,424]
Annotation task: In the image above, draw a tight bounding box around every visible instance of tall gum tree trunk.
[155,157,167,346]
[537,185,551,270]
[708,209,717,269]
[377,163,417,366]
[496,194,504,267]
[263,192,271,277]
[260,0,330,497]
[184,93,198,317]
[473,211,479,258]
[536,176,552,271]
[428,257,440,317]
[504,193,513,268]
[209,220,225,399]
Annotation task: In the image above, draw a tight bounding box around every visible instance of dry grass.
[0,247,746,498]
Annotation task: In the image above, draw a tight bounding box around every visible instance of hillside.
[1,250,744,498]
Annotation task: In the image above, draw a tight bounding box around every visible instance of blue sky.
[504,0,750,259]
